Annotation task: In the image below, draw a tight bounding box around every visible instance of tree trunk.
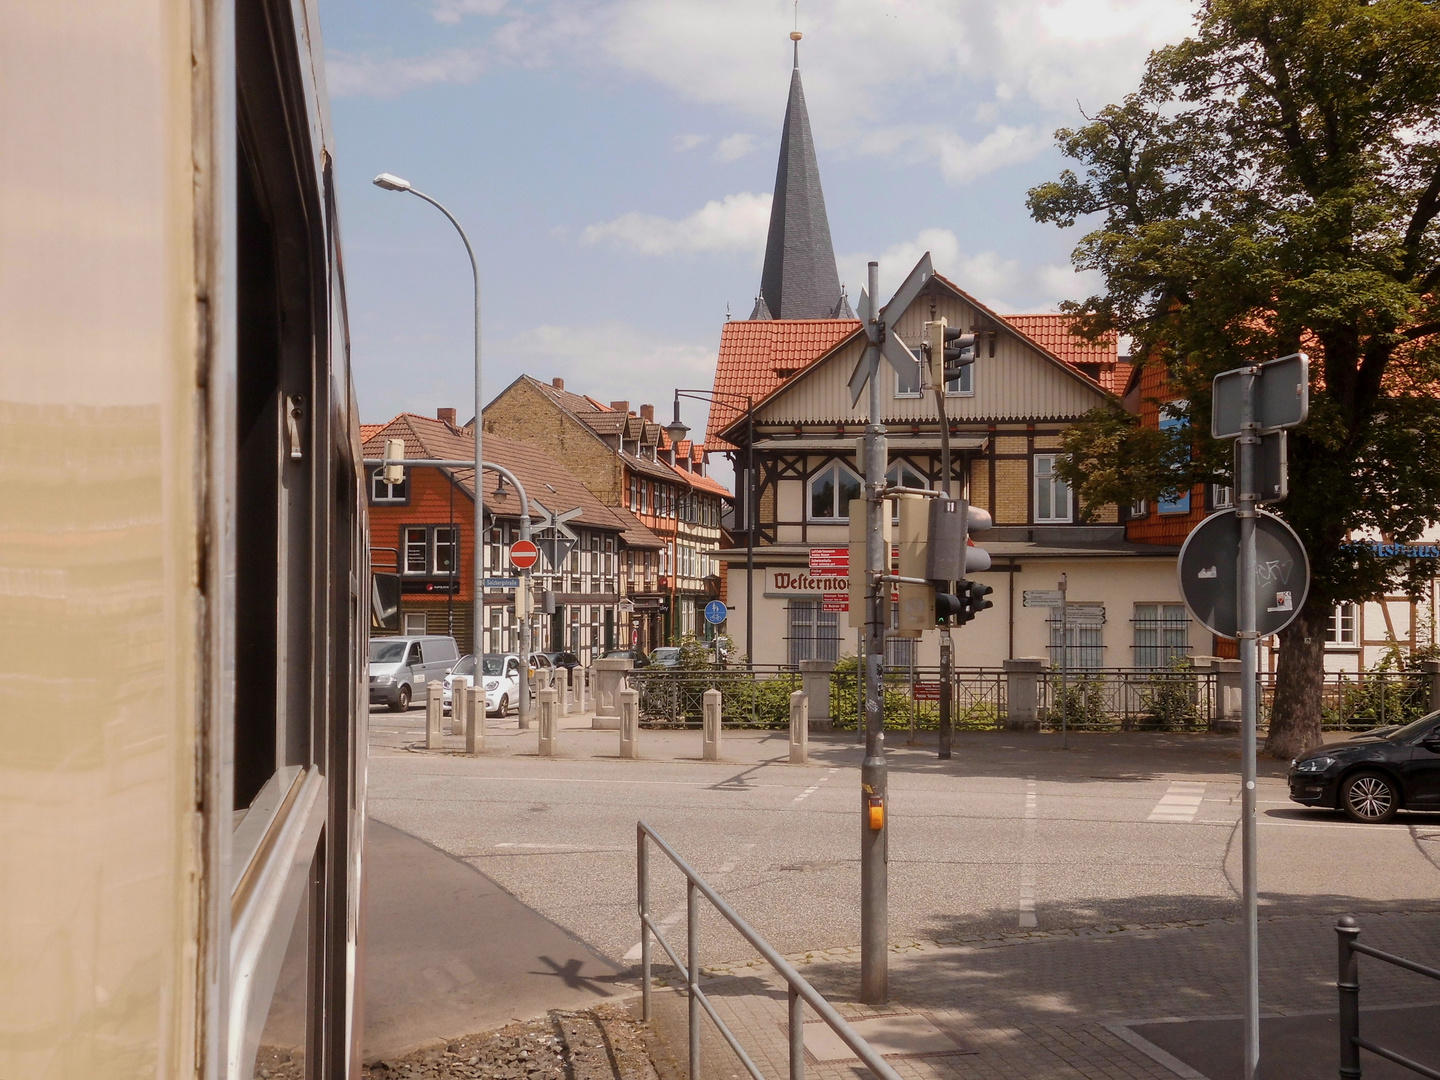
[1264,602,1327,760]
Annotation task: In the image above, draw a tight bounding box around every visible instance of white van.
[368,635,460,711]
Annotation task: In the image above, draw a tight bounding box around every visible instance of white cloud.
[431,0,508,24]
[580,192,772,258]
[673,133,708,152]
[494,320,718,411]
[326,47,485,97]
[839,228,1104,314]
[714,133,757,162]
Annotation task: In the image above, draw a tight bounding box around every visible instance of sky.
[322,0,1198,459]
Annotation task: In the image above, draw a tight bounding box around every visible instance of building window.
[885,604,915,668]
[887,460,927,491]
[895,349,923,398]
[787,600,839,664]
[434,527,458,574]
[1158,403,1192,514]
[403,611,427,636]
[1327,603,1357,645]
[1128,498,1148,520]
[1049,611,1105,670]
[403,527,429,574]
[946,360,973,396]
[1210,483,1234,510]
[1033,455,1072,523]
[808,461,863,521]
[1133,603,1190,668]
[370,467,409,504]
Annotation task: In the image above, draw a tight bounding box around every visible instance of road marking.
[623,841,756,962]
[1148,781,1207,823]
[792,768,840,804]
[1019,777,1038,928]
[1198,818,1418,832]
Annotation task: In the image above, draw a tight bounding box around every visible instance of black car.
[603,649,649,668]
[542,651,582,673]
[1288,710,1440,822]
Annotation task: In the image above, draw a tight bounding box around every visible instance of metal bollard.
[538,687,558,757]
[620,687,640,759]
[789,690,809,765]
[465,686,485,755]
[451,675,469,736]
[1337,915,1361,1080]
[425,681,444,749]
[702,688,722,761]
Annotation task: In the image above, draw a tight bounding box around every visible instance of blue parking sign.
[704,600,727,625]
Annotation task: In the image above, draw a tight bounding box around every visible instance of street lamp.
[670,389,756,668]
[373,172,487,686]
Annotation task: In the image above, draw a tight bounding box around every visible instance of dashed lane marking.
[1019,777,1038,928]
[792,768,841,804]
[1148,781,1207,823]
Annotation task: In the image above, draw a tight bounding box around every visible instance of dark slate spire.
[757,33,843,320]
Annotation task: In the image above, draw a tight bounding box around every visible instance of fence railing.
[637,821,903,1080]
[1336,916,1440,1079]
[621,663,1437,734]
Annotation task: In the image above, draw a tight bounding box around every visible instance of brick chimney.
[437,407,457,426]
[640,404,654,422]
[609,400,629,414]
[552,377,565,390]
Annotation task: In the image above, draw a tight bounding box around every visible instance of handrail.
[638,820,904,1080]
[1337,916,1440,1079]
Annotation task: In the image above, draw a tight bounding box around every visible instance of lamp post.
[667,389,755,668]
[373,172,486,682]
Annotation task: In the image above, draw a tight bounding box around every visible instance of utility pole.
[860,260,889,1004]
[1059,572,1068,751]
[934,366,953,761]
[1237,367,1260,1080]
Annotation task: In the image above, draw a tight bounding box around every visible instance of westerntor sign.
[766,568,849,597]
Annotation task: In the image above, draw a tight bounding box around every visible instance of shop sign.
[766,569,849,597]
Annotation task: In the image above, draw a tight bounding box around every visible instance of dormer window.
[808,461,863,521]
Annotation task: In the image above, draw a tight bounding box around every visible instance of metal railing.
[626,667,802,727]
[637,821,902,1080]
[1038,668,1219,732]
[1336,916,1440,1079]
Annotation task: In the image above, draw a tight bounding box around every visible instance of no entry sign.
[509,539,539,570]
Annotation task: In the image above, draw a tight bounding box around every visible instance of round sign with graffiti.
[1177,508,1310,639]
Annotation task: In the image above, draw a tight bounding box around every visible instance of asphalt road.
[365,711,1440,969]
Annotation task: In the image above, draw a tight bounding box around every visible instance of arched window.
[808,461,863,521]
[886,461,927,490]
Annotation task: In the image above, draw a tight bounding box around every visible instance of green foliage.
[1137,664,1205,731]
[829,655,999,731]
[1042,674,1110,729]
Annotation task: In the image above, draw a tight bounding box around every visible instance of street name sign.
[809,547,849,574]
[484,577,519,589]
[1212,353,1309,438]
[822,594,849,613]
[1022,590,1063,607]
[1177,508,1310,638]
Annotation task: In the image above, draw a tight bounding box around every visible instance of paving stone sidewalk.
[646,908,1440,1080]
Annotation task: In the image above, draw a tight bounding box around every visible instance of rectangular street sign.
[1065,612,1106,627]
[810,547,849,574]
[1251,430,1288,504]
[913,682,941,702]
[822,593,849,612]
[1065,601,1105,613]
[1212,353,1309,438]
[1023,590,1064,606]
[484,577,519,589]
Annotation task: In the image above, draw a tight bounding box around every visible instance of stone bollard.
[579,667,592,713]
[465,686,485,755]
[1213,659,1242,734]
[592,658,632,729]
[451,675,469,736]
[1003,658,1046,731]
[559,666,573,717]
[702,688,722,761]
[1422,660,1440,714]
[425,681,444,749]
[538,688,558,757]
[789,690,809,764]
[620,688,640,759]
[799,659,835,731]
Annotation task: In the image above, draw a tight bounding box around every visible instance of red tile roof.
[707,319,862,448]
[1002,314,1131,393]
[359,423,386,443]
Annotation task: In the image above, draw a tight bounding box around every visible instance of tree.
[1028,0,1440,757]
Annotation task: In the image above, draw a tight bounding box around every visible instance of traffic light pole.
[934,382,953,760]
[861,260,889,1004]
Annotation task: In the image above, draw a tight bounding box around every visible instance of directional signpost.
[1188,352,1309,1080]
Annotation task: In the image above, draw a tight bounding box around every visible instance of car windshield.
[1383,710,1440,742]
[482,656,506,676]
[369,640,407,663]
[654,648,680,659]
[450,656,475,677]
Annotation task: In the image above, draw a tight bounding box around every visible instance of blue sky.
[322,0,1196,448]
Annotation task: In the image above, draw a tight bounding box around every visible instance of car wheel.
[498,694,510,718]
[1342,771,1399,823]
[390,685,410,713]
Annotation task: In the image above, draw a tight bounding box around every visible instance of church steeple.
[756,31,846,320]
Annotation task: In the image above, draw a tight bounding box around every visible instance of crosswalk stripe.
[1148,781,1207,823]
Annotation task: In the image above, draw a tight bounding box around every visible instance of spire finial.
[791,0,801,67]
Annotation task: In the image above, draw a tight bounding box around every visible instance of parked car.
[368,635,460,712]
[603,648,649,667]
[650,646,682,668]
[1288,710,1440,822]
[443,653,524,717]
[542,651,582,673]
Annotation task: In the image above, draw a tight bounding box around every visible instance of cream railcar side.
[0,1,368,1077]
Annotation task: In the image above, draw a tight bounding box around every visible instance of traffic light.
[924,318,978,388]
[955,579,994,626]
[926,497,994,627]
